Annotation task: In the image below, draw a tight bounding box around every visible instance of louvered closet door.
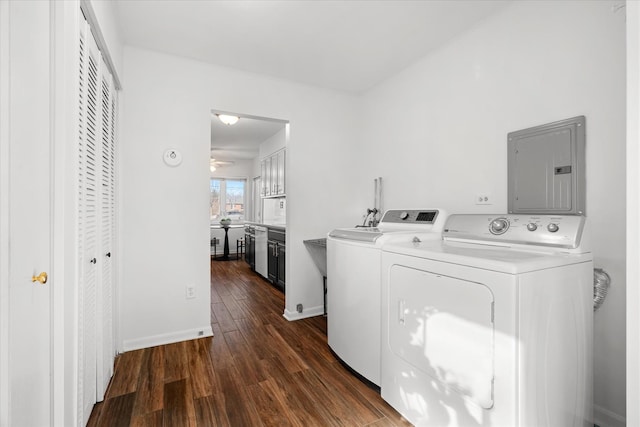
[78,15,117,424]
[78,18,99,426]
[97,60,116,397]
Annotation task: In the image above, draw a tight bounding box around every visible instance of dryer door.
[389,265,495,409]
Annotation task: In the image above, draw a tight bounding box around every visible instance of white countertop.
[210,224,245,229]
[245,221,286,230]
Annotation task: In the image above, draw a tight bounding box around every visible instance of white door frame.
[627,3,640,426]
[51,1,82,425]
[0,1,11,423]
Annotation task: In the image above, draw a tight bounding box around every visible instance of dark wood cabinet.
[267,228,285,292]
[276,243,285,289]
[245,226,255,269]
[268,240,277,282]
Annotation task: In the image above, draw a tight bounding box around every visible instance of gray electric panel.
[507,116,585,215]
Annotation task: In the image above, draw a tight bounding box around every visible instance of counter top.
[210,224,245,229]
[245,221,286,231]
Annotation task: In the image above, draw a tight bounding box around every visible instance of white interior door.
[1,1,53,425]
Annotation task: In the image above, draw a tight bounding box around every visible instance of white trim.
[121,326,214,352]
[79,0,121,90]
[594,404,626,427]
[283,306,324,321]
[628,2,640,427]
[51,1,82,426]
[116,84,124,356]
[0,1,11,424]
[50,2,62,424]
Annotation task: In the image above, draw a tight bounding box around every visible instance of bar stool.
[237,237,245,260]
[211,237,220,258]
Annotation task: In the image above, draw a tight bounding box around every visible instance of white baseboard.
[121,325,214,352]
[594,404,626,427]
[283,305,324,321]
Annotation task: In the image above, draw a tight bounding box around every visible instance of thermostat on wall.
[163,149,182,167]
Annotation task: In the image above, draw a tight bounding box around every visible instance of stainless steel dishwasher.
[254,225,268,278]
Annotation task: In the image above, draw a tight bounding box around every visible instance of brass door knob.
[32,272,48,285]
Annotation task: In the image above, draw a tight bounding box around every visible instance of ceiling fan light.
[210,165,216,172]
[217,114,239,125]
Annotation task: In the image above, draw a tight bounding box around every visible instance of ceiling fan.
[210,158,234,171]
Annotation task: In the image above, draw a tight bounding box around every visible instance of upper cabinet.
[261,155,271,197]
[261,148,285,198]
[275,149,285,196]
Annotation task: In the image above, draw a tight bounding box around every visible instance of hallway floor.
[87,258,410,426]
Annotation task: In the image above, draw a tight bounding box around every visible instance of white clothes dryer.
[327,209,447,386]
[381,214,593,427]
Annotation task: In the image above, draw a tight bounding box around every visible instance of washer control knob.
[547,223,559,233]
[489,218,509,235]
[527,223,538,231]
[400,211,409,220]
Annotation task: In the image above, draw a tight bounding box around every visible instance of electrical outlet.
[186,284,196,299]
[475,193,492,205]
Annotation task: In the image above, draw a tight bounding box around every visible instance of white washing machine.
[327,209,447,387]
[381,214,593,427]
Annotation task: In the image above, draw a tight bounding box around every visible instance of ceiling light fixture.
[217,114,239,126]
[210,158,234,172]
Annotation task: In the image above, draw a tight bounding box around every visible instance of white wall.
[211,158,253,180]
[120,46,362,349]
[87,0,123,80]
[263,197,286,225]
[361,1,626,425]
[259,127,286,159]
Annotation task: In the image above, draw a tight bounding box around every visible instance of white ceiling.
[115,0,510,94]
[114,0,511,160]
[210,113,285,161]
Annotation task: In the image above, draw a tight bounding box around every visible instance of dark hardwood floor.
[88,258,411,426]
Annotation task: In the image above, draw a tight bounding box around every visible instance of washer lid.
[328,209,448,243]
[382,240,592,274]
[328,227,384,243]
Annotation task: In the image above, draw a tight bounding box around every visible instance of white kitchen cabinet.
[260,148,285,198]
[276,149,285,195]
[261,156,271,197]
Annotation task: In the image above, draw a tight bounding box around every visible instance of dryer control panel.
[380,209,440,224]
[443,214,588,250]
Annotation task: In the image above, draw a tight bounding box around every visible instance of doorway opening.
[209,109,289,303]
